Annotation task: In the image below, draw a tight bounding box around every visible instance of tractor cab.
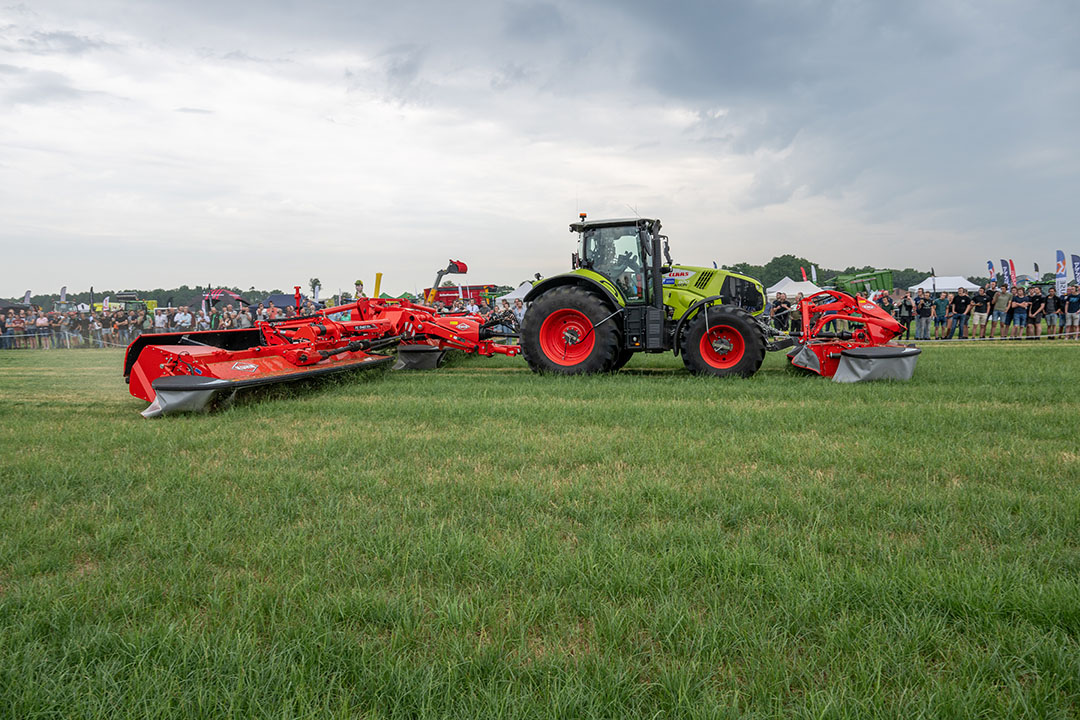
[570,216,663,306]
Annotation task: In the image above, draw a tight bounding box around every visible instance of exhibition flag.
[987,260,995,283]
[1072,254,1080,284]
[1008,259,1017,286]
[800,266,808,281]
[1056,251,1068,295]
[22,290,31,304]
[811,265,818,283]
[59,286,67,302]
[1000,259,1009,287]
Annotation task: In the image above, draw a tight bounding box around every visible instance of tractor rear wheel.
[680,305,765,378]
[521,286,620,375]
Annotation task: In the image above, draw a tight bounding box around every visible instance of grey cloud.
[175,107,213,114]
[1,68,92,106]
[381,44,427,99]
[490,62,532,91]
[6,29,113,55]
[503,3,565,41]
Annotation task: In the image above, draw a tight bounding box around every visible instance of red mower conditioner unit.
[124,298,520,417]
[787,290,921,382]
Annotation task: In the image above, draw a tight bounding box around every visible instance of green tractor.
[521,215,786,377]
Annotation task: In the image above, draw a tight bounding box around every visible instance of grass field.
[1,344,1078,719]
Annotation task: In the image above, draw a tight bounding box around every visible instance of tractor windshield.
[583,225,646,302]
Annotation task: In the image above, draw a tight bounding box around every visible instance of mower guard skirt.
[393,343,448,371]
[141,355,394,417]
[832,346,921,383]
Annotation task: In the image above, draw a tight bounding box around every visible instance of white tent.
[907,276,980,293]
[495,281,532,304]
[767,276,822,300]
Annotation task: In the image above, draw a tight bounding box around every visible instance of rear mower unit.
[124,297,520,417]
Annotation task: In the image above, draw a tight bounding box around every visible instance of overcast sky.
[2,0,1078,297]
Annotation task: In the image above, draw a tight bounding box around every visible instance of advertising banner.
[1056,251,1068,295]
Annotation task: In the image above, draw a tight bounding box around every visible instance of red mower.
[787,290,921,381]
[124,297,520,417]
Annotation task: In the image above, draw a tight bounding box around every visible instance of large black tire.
[680,305,765,378]
[608,349,635,372]
[521,286,620,375]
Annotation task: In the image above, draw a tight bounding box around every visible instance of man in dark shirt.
[895,291,916,340]
[914,289,932,340]
[1042,289,1061,339]
[1010,288,1029,338]
[970,286,992,338]
[1065,285,1080,339]
[877,292,896,318]
[947,288,972,339]
[771,292,791,331]
[1026,286,1045,339]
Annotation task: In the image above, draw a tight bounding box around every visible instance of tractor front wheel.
[680,305,765,378]
[521,287,620,375]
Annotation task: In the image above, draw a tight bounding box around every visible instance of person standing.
[1063,285,1080,339]
[896,291,915,340]
[1025,286,1044,339]
[1010,288,1029,338]
[173,305,193,333]
[914,289,932,340]
[877,292,896,320]
[1023,287,1041,341]
[771,292,791,332]
[990,285,1013,338]
[1042,288,1061,339]
[969,286,992,338]
[932,292,949,339]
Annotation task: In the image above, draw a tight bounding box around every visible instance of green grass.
[1,344,1078,719]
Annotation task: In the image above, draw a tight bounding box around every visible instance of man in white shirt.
[173,306,193,331]
[153,309,167,333]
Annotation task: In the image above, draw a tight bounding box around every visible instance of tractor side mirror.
[572,252,580,269]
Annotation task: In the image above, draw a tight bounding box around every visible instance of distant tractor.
[521,215,784,378]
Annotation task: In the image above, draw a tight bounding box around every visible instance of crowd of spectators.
[767,282,1080,342]
[0,295,530,350]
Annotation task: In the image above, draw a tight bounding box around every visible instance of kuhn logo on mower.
[231,361,258,373]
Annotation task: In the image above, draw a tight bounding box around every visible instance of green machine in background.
[825,270,894,296]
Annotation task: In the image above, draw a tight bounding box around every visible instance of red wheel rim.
[539,309,595,366]
[699,325,745,369]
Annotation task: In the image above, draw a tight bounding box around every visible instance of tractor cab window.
[584,225,646,302]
